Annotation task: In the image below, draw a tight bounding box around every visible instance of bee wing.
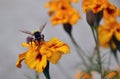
[19,30,33,35]
[39,22,47,32]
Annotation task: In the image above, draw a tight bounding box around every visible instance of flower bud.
[63,23,72,36]
[86,10,96,26]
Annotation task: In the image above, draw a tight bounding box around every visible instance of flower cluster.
[16,0,120,79]
[82,0,120,51]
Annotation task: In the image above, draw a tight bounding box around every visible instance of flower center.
[61,6,67,10]
[36,53,42,61]
[106,8,115,15]
[94,4,101,12]
[116,28,120,32]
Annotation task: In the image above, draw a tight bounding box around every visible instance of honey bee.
[20,23,46,43]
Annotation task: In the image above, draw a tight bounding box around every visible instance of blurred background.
[0,0,120,79]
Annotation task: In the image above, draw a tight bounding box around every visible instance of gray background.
[0,0,120,79]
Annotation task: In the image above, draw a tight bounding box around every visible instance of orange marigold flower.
[74,71,92,79]
[98,20,120,48]
[45,0,80,25]
[82,0,109,13]
[106,71,118,79]
[103,3,120,23]
[16,38,70,72]
[83,0,120,24]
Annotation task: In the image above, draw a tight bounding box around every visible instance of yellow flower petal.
[99,25,113,48]
[47,38,70,53]
[40,38,70,64]
[22,42,28,47]
[48,51,62,64]
[40,45,52,57]
[25,50,47,72]
[55,44,70,54]
[16,52,26,68]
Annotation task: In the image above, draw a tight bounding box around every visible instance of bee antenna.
[19,30,33,36]
[39,22,47,32]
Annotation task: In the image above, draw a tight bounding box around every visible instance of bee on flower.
[16,23,70,73]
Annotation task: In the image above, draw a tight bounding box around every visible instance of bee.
[20,23,46,43]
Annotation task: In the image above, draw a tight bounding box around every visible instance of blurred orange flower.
[103,3,120,23]
[82,0,109,13]
[45,0,80,25]
[98,20,120,48]
[82,0,120,24]
[74,71,92,79]
[16,38,70,72]
[105,71,118,79]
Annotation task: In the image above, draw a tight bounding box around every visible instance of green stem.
[107,53,112,71]
[97,46,103,78]
[69,33,89,58]
[95,26,103,79]
[90,24,103,78]
[91,27,97,45]
[35,72,39,79]
[89,26,98,67]
[63,23,90,68]
[69,34,90,68]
